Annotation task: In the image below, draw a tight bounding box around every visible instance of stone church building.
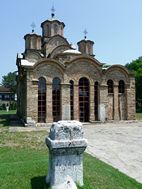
[16,13,135,126]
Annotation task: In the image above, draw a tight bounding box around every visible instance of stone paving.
[83,121,142,184]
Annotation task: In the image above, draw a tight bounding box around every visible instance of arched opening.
[119,80,125,93]
[52,77,61,122]
[38,77,46,123]
[107,80,114,93]
[94,81,99,121]
[79,77,90,122]
[70,80,74,120]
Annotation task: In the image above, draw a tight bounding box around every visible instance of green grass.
[0,129,142,189]
[0,110,16,127]
[136,113,142,120]
[0,110,16,115]
[0,110,16,126]
[0,147,48,189]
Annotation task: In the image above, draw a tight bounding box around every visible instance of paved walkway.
[83,121,142,184]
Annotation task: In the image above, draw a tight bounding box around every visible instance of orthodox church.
[16,10,135,126]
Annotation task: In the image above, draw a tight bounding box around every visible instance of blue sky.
[0,0,142,82]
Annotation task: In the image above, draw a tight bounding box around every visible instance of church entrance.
[79,77,90,122]
[38,77,46,123]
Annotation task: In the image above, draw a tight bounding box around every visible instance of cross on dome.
[51,4,55,18]
[31,22,36,33]
[83,29,88,39]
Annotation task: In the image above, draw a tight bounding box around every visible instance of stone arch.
[25,51,42,62]
[105,65,130,84]
[34,59,65,72]
[68,56,102,68]
[34,59,64,76]
[44,35,70,57]
[47,35,70,47]
[50,45,70,58]
[65,56,102,84]
[33,59,64,85]
[105,67,128,121]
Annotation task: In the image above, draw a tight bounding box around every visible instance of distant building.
[16,11,135,126]
[0,86,15,108]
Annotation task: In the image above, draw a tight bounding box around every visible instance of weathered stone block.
[45,120,87,188]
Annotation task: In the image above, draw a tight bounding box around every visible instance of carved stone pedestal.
[45,120,87,189]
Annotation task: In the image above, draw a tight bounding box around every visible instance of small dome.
[63,49,81,54]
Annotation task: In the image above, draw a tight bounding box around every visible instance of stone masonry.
[16,11,135,126]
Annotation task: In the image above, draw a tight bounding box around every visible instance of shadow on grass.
[0,113,24,127]
[0,114,10,126]
[31,176,50,189]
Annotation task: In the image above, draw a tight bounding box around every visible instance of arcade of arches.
[35,75,133,124]
[16,15,135,126]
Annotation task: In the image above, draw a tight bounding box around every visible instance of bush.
[2,103,6,110]
[9,101,17,110]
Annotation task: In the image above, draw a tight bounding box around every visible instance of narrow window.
[119,80,125,93]
[52,77,61,122]
[70,80,74,120]
[38,77,46,123]
[46,25,50,37]
[107,80,114,93]
[54,24,58,35]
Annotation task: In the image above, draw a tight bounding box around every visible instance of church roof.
[41,19,65,28]
[0,86,13,93]
[21,60,35,67]
[63,49,81,54]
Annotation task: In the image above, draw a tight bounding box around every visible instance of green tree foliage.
[2,71,17,92]
[125,57,142,112]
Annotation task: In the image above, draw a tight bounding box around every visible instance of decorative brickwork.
[16,16,135,126]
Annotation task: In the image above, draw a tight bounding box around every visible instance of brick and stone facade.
[16,14,135,126]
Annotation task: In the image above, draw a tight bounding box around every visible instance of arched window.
[119,80,125,93]
[94,81,99,120]
[79,77,90,122]
[107,80,114,93]
[38,77,46,123]
[52,77,61,122]
[70,80,74,120]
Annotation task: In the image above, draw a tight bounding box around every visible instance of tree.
[125,57,142,112]
[1,71,17,92]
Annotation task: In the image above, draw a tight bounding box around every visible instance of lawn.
[0,110,16,127]
[0,129,142,189]
[0,110,16,115]
[136,113,142,120]
[0,112,142,189]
